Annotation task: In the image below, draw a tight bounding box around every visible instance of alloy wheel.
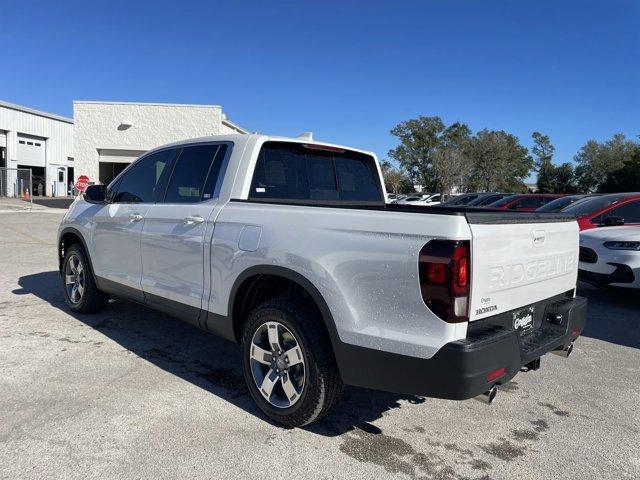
[249,321,305,408]
[64,254,85,304]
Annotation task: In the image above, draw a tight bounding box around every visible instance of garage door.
[98,149,146,164]
[17,134,46,167]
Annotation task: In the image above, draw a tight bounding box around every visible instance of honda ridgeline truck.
[58,134,587,426]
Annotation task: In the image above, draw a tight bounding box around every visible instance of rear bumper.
[335,294,587,400]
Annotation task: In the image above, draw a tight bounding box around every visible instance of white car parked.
[578,226,640,289]
[398,193,442,205]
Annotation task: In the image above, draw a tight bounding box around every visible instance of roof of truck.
[147,133,375,157]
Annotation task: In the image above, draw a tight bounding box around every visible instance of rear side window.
[594,200,640,224]
[510,196,544,209]
[113,148,178,203]
[489,195,516,207]
[249,142,382,203]
[476,194,502,206]
[163,144,229,203]
[564,194,629,216]
[450,194,478,205]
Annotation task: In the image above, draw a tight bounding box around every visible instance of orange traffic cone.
[23,188,30,200]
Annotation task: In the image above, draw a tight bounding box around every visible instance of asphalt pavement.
[1,211,638,479]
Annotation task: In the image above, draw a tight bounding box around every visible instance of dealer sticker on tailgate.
[513,306,535,334]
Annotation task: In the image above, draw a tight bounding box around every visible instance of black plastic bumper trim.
[578,264,635,286]
[334,295,587,400]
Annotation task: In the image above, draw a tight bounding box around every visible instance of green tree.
[389,116,446,191]
[380,161,410,194]
[532,132,556,193]
[398,178,416,194]
[551,163,577,193]
[388,116,471,194]
[599,149,640,192]
[574,134,639,192]
[573,140,601,192]
[432,122,472,195]
[466,129,532,192]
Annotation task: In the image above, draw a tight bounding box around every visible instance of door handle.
[184,215,205,225]
[129,213,143,222]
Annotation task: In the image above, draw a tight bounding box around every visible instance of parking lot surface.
[1,211,639,480]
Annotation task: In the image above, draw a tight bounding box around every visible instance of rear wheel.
[241,299,343,427]
[62,244,108,314]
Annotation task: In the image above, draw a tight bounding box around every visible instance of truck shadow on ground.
[14,270,423,436]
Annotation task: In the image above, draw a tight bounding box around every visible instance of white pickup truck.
[58,134,587,426]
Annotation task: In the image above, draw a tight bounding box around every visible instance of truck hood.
[580,226,640,242]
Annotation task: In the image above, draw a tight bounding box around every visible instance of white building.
[73,101,247,185]
[0,99,248,196]
[0,100,74,197]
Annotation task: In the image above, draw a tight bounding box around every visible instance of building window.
[19,140,25,144]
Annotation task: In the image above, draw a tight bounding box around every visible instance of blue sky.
[1,0,638,174]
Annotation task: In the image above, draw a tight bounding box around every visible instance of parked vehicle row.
[572,194,640,290]
[387,192,640,229]
[443,192,513,207]
[578,226,640,289]
[394,193,444,205]
[391,189,640,290]
[561,193,640,230]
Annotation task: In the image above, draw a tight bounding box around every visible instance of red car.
[488,194,565,212]
[561,192,640,231]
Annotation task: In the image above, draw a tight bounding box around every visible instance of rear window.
[536,195,584,212]
[447,194,478,205]
[475,194,508,206]
[511,196,544,209]
[249,142,382,202]
[488,195,516,207]
[563,195,631,216]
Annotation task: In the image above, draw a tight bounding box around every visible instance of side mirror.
[84,184,107,204]
[603,216,624,227]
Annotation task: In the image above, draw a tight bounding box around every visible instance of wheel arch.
[58,227,95,277]
[228,265,341,350]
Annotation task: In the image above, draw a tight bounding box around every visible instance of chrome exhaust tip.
[475,386,497,405]
[552,343,573,358]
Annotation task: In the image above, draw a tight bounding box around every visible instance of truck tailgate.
[465,213,579,321]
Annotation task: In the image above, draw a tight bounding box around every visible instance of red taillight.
[427,263,447,284]
[418,240,470,323]
[453,245,469,294]
[486,367,506,383]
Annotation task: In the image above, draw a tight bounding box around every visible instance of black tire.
[61,244,108,314]
[241,299,343,427]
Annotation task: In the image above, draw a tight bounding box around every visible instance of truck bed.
[232,198,576,224]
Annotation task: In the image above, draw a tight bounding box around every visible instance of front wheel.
[241,299,343,427]
[61,244,108,314]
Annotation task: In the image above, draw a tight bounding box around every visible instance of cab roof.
[147,133,375,157]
